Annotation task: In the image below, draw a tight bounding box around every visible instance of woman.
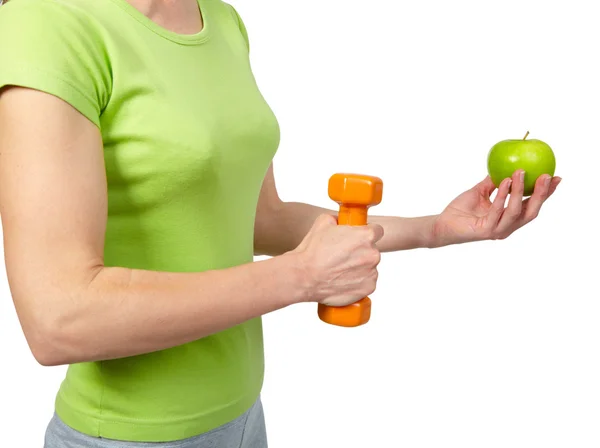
[0,0,561,447]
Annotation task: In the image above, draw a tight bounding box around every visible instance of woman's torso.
[0,0,280,441]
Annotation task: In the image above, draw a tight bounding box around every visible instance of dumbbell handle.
[317,204,372,327]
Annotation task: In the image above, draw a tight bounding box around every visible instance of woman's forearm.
[369,214,438,251]
[255,201,437,256]
[39,253,305,366]
[48,201,436,366]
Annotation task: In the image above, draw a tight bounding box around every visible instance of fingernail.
[544,176,551,187]
[507,179,513,189]
[520,170,526,182]
[556,177,562,185]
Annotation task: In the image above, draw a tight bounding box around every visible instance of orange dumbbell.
[318,173,383,327]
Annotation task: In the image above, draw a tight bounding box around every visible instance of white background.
[1,0,599,447]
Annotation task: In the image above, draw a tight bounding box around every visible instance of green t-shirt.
[0,0,280,442]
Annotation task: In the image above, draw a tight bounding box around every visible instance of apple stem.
[523,131,530,140]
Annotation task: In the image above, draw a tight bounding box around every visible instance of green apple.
[487,131,556,196]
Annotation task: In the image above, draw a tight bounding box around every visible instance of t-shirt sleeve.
[227,4,250,52]
[0,0,112,128]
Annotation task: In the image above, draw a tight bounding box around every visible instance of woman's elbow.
[23,327,66,366]
[24,309,82,367]
[30,344,68,367]
[8,266,101,366]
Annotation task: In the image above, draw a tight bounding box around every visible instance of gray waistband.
[44,396,267,448]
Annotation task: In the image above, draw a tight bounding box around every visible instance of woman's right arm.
[0,86,383,366]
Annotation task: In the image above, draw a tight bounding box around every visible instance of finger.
[488,177,512,224]
[547,176,562,197]
[365,223,385,244]
[369,250,382,268]
[522,174,553,223]
[496,169,525,233]
[521,176,561,208]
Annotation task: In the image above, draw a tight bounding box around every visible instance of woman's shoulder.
[0,0,116,38]
[0,0,114,128]
[213,0,249,48]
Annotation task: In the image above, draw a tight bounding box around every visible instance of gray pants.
[44,397,268,448]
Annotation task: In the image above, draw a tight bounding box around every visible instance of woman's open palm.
[432,169,561,247]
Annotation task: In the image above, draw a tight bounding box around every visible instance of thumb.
[295,213,337,253]
[312,213,338,230]
[366,223,385,244]
[476,175,498,197]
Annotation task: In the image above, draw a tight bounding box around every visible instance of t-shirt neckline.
[107,0,210,46]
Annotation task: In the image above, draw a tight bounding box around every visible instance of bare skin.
[127,0,205,34]
[0,0,560,367]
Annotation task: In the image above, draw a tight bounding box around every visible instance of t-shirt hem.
[0,65,101,129]
[54,389,261,442]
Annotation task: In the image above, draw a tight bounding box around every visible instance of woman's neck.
[125,0,204,35]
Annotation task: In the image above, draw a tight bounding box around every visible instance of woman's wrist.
[274,249,315,305]
[419,214,441,249]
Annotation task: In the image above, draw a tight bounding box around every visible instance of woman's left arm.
[254,164,561,256]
